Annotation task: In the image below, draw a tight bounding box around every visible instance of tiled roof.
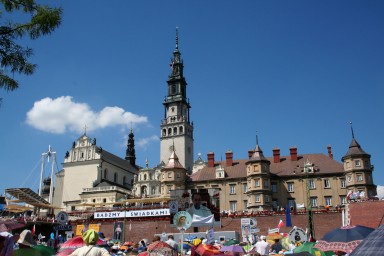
[163,151,185,169]
[189,153,344,182]
[342,138,370,159]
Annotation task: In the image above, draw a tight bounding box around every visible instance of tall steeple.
[160,28,194,172]
[125,128,136,166]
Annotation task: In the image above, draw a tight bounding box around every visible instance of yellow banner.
[76,224,84,236]
[89,223,100,232]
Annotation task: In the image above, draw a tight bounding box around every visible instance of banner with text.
[94,209,170,219]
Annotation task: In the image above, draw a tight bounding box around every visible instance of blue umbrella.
[321,225,374,242]
[350,225,384,256]
[313,225,375,253]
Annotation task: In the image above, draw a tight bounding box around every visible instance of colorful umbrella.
[223,239,239,246]
[0,221,25,232]
[313,225,374,253]
[147,241,173,251]
[138,251,150,256]
[349,225,384,256]
[220,245,246,253]
[294,242,333,256]
[195,243,222,256]
[150,246,177,256]
[56,236,108,255]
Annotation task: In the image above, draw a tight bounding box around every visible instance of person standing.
[255,235,269,256]
[69,229,109,256]
[270,239,283,254]
[165,235,178,252]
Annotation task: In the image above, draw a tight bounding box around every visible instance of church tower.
[341,124,376,198]
[160,29,194,172]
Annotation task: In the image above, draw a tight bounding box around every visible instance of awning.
[5,188,51,209]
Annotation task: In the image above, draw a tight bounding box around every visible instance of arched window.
[149,174,153,180]
[144,174,147,180]
[173,127,177,135]
[114,173,118,183]
[168,128,172,135]
[163,129,166,136]
[179,126,183,134]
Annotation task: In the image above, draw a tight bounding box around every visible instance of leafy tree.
[0,0,62,98]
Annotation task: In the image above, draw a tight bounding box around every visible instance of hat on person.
[260,235,266,240]
[17,230,36,247]
[82,229,99,245]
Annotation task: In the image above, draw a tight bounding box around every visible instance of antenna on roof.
[256,130,259,145]
[349,121,355,139]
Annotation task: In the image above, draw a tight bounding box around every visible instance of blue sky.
[1,1,384,195]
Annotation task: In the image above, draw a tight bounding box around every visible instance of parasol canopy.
[349,225,384,256]
[0,221,25,232]
[195,243,222,256]
[150,246,178,256]
[294,242,333,256]
[219,245,246,253]
[147,241,173,251]
[223,239,239,246]
[313,225,374,253]
[56,236,107,255]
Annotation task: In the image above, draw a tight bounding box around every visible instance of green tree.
[0,0,62,97]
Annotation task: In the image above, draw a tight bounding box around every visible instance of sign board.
[53,225,72,231]
[288,227,307,246]
[94,209,170,219]
[241,218,251,236]
[250,218,257,228]
[169,201,178,213]
[207,228,215,244]
[173,211,192,230]
[56,211,69,225]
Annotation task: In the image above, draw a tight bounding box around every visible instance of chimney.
[290,147,298,161]
[225,151,233,166]
[273,148,280,163]
[327,145,333,159]
[207,152,215,167]
[248,150,254,159]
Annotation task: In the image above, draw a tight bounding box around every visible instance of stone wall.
[86,212,342,243]
[348,200,384,228]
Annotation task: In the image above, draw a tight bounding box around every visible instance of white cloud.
[26,96,148,134]
[377,185,384,199]
[137,135,159,149]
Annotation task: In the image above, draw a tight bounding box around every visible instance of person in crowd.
[255,235,269,256]
[0,231,15,256]
[187,193,212,218]
[14,229,41,256]
[165,235,178,252]
[270,239,283,254]
[69,229,109,256]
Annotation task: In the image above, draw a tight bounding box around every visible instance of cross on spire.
[84,124,88,135]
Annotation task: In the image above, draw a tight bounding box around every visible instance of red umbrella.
[56,236,107,255]
[147,241,173,251]
[138,251,150,256]
[195,244,223,256]
[0,221,25,232]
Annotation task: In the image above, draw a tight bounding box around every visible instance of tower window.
[179,126,183,134]
[172,85,176,94]
[163,129,166,136]
[114,173,118,183]
[168,128,172,135]
[355,160,361,167]
[357,174,363,182]
[168,172,172,178]
[173,127,177,135]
